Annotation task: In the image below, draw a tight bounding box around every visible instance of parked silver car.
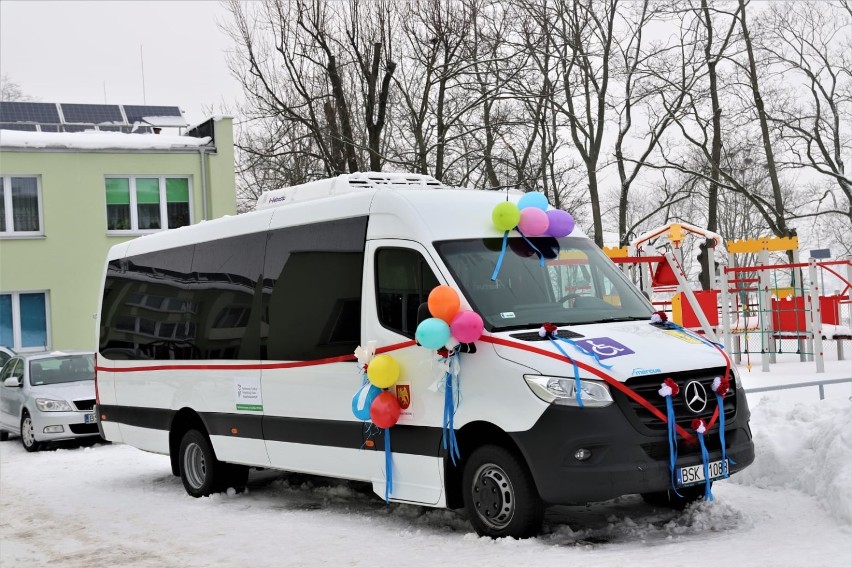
[0,351,99,451]
[0,346,15,368]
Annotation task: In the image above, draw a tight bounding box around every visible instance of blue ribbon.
[697,429,714,501]
[715,392,735,475]
[547,337,584,407]
[557,336,614,370]
[491,230,510,281]
[657,320,724,351]
[516,228,546,267]
[664,395,680,493]
[384,427,393,503]
[442,350,461,466]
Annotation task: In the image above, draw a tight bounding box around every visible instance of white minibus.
[95,173,754,538]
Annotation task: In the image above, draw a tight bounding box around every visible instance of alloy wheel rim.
[471,463,515,530]
[21,416,35,448]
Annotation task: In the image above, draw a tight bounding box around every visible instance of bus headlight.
[524,375,613,407]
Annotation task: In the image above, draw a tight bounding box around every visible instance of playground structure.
[604,223,852,373]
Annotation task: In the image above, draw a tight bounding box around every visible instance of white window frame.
[0,291,50,352]
[105,175,193,235]
[0,175,44,238]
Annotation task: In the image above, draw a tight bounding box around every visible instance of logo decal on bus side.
[396,384,411,410]
[235,377,263,412]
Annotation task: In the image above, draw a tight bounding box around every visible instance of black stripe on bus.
[99,404,443,458]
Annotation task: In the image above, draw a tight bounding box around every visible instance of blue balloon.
[517,191,549,211]
[352,382,381,421]
[416,317,452,350]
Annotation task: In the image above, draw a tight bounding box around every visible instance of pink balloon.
[517,207,549,236]
[451,310,484,343]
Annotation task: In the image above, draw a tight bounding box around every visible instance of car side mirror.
[4,376,22,388]
[416,302,431,326]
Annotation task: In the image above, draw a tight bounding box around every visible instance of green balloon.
[492,202,521,231]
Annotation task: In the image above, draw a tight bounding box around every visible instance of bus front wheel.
[462,445,544,539]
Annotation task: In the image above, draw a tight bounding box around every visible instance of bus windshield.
[435,236,653,332]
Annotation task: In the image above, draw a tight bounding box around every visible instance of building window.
[105,176,191,232]
[0,292,49,351]
[0,176,42,236]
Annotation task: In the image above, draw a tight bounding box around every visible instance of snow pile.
[733,397,852,525]
[0,129,210,150]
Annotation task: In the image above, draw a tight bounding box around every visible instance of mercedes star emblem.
[683,380,708,414]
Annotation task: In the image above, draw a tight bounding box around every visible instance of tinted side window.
[99,246,197,360]
[375,248,440,338]
[263,217,367,361]
[191,234,267,359]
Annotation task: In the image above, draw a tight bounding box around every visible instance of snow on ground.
[1,354,850,567]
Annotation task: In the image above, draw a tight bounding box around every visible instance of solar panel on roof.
[0,102,61,124]
[61,103,123,124]
[123,105,184,124]
[62,124,95,132]
[0,122,38,131]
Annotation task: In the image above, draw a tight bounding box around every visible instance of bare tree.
[760,1,852,227]
[0,75,34,102]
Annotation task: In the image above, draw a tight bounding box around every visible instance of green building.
[0,105,236,353]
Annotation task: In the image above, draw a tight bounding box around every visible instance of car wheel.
[462,445,544,539]
[0,430,9,442]
[641,484,706,510]
[20,411,42,452]
[178,429,227,497]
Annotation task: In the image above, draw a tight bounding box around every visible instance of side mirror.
[416,302,431,326]
[4,376,22,388]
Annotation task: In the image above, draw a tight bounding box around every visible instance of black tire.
[0,430,9,441]
[462,445,544,539]
[178,429,248,497]
[20,411,42,452]
[641,484,706,510]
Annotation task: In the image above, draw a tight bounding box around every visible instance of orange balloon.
[428,285,461,323]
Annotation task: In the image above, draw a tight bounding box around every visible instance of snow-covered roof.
[139,115,188,127]
[0,129,211,151]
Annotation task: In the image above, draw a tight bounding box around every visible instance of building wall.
[0,117,236,351]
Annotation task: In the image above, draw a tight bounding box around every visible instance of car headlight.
[524,375,614,407]
[35,399,74,412]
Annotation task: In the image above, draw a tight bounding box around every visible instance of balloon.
[415,318,452,350]
[518,191,549,211]
[451,310,484,343]
[428,285,461,323]
[492,202,521,231]
[546,209,575,237]
[352,383,381,421]
[370,391,401,428]
[518,207,549,236]
[367,354,400,389]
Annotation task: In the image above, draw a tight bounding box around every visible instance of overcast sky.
[0,1,243,127]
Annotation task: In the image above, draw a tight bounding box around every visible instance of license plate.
[84,413,97,424]
[677,459,728,486]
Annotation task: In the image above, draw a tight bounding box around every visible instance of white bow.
[354,340,377,367]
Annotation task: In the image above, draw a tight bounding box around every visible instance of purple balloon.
[518,207,549,236]
[546,209,575,237]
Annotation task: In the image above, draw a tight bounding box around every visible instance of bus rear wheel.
[178,429,247,497]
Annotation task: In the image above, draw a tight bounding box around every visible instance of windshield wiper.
[571,316,650,325]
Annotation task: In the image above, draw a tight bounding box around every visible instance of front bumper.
[510,387,755,504]
[30,410,100,442]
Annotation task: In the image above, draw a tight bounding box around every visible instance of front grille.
[74,399,96,411]
[70,423,99,435]
[617,367,737,434]
[509,328,585,341]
